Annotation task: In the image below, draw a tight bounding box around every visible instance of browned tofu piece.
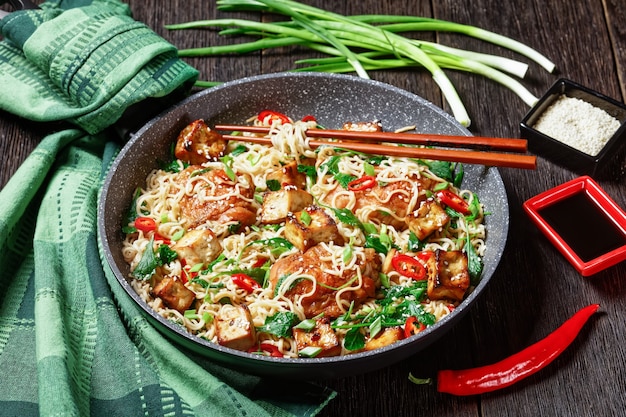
[266,160,311,190]
[284,205,344,251]
[342,120,383,132]
[215,304,256,351]
[171,228,222,267]
[174,119,227,164]
[406,198,450,241]
[260,187,313,224]
[151,276,196,313]
[293,317,341,357]
[364,327,404,351]
[427,250,470,301]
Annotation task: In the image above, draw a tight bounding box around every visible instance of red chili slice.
[258,110,290,124]
[347,175,377,192]
[252,257,268,268]
[404,316,426,338]
[301,114,317,122]
[231,273,260,293]
[248,343,283,357]
[436,190,471,215]
[154,233,170,244]
[392,254,427,280]
[134,217,156,233]
[417,251,434,263]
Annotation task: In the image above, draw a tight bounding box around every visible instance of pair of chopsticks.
[214,124,536,170]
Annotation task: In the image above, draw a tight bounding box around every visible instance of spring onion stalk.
[177,36,307,56]
[167,0,555,126]
[211,20,530,78]
[353,16,556,73]
[297,24,534,102]
[248,0,370,79]
[419,42,529,78]
[294,51,538,107]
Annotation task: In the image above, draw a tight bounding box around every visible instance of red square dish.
[523,176,626,276]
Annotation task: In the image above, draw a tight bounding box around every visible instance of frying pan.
[98,72,509,379]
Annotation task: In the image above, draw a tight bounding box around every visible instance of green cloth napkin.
[0,1,335,416]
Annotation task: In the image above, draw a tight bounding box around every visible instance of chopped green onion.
[202,312,214,324]
[363,161,376,176]
[369,316,383,339]
[171,229,185,241]
[300,210,312,226]
[299,346,323,358]
[184,310,199,320]
[362,222,378,235]
[408,373,433,385]
[220,154,237,181]
[342,242,353,263]
[380,272,390,289]
[433,181,449,191]
[247,152,261,166]
[294,318,316,331]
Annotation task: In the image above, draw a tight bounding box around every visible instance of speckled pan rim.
[98,72,509,378]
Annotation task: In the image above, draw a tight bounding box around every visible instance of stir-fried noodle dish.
[122,111,486,358]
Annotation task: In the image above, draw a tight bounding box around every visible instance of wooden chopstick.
[220,133,537,170]
[214,124,528,153]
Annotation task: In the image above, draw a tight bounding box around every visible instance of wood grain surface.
[2,1,625,416]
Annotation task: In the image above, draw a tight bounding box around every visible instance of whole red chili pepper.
[437,303,600,396]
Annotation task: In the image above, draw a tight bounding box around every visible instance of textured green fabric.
[0,1,335,416]
[0,0,197,134]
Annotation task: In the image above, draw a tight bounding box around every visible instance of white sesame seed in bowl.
[532,95,621,156]
[520,78,626,176]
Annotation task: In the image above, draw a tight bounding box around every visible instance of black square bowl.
[520,78,626,176]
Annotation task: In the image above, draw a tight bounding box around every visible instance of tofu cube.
[427,250,470,301]
[406,198,450,241]
[266,160,310,189]
[285,205,344,251]
[174,119,227,164]
[364,327,404,351]
[260,187,313,224]
[172,228,222,267]
[151,276,196,313]
[293,317,341,357]
[215,304,256,351]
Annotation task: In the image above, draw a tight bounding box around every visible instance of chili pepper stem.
[436,303,600,396]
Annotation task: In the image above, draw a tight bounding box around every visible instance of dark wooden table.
[2,1,625,416]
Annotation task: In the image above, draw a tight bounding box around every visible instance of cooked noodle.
[122,114,487,358]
